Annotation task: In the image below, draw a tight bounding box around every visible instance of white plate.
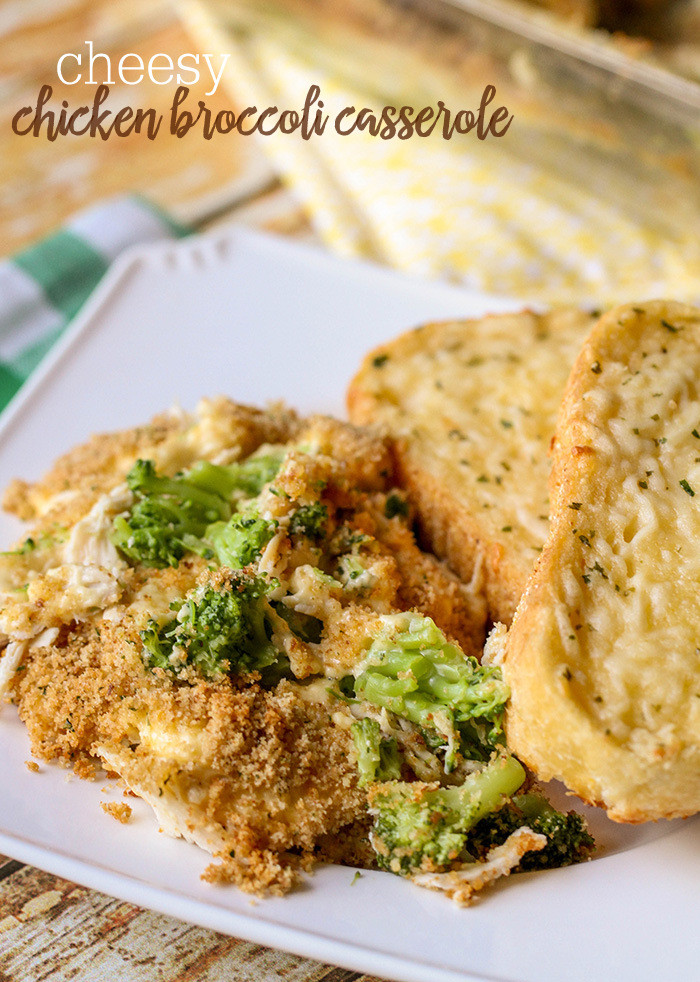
[0,229,697,982]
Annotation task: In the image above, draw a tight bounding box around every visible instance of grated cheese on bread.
[503,300,700,822]
[347,308,597,622]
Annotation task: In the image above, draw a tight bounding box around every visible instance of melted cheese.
[505,301,700,821]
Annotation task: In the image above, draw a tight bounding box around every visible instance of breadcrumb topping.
[0,400,490,896]
[101,801,133,824]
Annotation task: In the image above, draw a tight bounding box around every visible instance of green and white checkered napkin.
[0,197,187,410]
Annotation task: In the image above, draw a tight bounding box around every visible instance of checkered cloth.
[0,197,186,409]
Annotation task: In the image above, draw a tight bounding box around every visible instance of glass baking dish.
[400,0,700,238]
[190,0,700,280]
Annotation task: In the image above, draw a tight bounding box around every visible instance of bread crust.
[504,300,700,822]
[348,308,597,623]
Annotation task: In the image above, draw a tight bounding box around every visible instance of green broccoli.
[351,718,402,787]
[206,512,277,568]
[186,452,284,500]
[354,614,509,770]
[289,502,328,540]
[368,754,526,875]
[467,792,595,871]
[141,572,280,679]
[111,452,284,568]
[111,459,231,567]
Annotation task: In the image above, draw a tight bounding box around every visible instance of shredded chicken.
[412,828,548,905]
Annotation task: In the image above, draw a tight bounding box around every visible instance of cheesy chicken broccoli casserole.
[0,398,593,903]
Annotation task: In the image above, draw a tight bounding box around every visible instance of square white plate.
[0,228,697,982]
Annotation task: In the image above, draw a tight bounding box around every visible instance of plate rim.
[0,225,697,982]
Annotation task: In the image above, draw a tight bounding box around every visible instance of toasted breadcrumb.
[1,400,494,895]
[101,801,133,824]
[3,399,301,532]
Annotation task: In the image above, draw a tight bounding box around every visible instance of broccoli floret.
[187,452,284,500]
[111,459,232,568]
[126,458,228,511]
[354,614,509,769]
[289,503,328,540]
[467,792,595,871]
[351,718,402,787]
[515,795,595,869]
[206,512,277,568]
[141,572,280,679]
[368,754,526,875]
[111,453,284,569]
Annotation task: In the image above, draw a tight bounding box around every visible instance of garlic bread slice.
[347,308,597,622]
[504,300,700,821]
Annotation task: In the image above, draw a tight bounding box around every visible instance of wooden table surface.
[0,2,386,979]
